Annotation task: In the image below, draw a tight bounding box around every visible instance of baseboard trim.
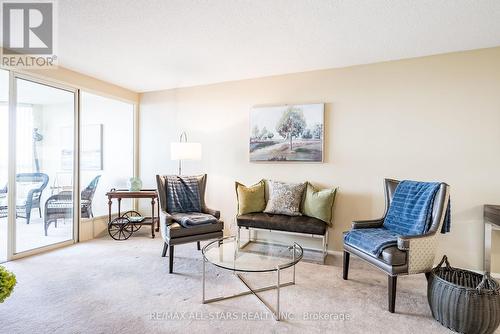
[236,232,500,274]
[328,249,343,256]
[305,246,500,278]
[250,235,341,255]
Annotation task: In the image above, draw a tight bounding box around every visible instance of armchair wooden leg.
[197,241,201,251]
[161,242,168,257]
[343,251,350,280]
[388,275,397,313]
[169,245,174,273]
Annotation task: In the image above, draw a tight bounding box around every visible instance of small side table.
[484,205,500,272]
[106,189,160,238]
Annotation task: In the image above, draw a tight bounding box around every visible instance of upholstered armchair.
[0,173,49,224]
[343,178,450,313]
[156,174,224,274]
[44,175,101,235]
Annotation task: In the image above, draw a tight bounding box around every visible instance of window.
[0,72,136,260]
[80,92,135,217]
[0,69,8,262]
[15,105,34,172]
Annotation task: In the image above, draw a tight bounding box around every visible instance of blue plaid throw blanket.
[344,228,403,256]
[166,175,201,213]
[344,181,451,256]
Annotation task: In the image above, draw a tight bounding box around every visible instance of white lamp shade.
[170,142,202,160]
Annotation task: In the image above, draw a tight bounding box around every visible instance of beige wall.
[140,47,500,271]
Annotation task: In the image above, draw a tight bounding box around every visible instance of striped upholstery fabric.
[166,175,201,213]
[46,199,91,209]
[0,196,39,216]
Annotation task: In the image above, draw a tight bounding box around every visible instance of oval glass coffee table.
[202,236,303,321]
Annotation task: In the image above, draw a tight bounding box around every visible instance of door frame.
[7,72,80,260]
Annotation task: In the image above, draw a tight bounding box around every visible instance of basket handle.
[477,272,496,292]
[436,255,451,268]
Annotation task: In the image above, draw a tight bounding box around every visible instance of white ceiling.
[57,0,500,92]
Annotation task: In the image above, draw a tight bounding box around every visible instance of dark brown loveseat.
[236,212,329,262]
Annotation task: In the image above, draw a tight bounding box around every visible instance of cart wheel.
[122,210,143,232]
[108,217,133,240]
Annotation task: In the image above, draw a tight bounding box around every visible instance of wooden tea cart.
[106,189,160,240]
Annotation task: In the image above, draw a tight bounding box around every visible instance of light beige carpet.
[0,231,454,334]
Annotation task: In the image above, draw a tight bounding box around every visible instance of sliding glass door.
[1,71,135,261]
[13,77,77,254]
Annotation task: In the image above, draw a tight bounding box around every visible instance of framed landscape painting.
[250,103,324,162]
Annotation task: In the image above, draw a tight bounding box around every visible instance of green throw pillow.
[302,183,337,224]
[235,180,266,215]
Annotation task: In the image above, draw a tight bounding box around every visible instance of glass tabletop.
[202,237,303,272]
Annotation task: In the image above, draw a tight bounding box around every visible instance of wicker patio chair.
[0,173,49,224]
[44,175,101,235]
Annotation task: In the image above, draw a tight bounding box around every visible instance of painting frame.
[249,103,325,163]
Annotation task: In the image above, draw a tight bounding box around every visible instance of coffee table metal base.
[202,258,296,321]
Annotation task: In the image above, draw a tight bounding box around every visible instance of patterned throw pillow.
[264,181,306,216]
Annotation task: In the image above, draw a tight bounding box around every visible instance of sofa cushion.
[302,183,337,225]
[343,232,407,266]
[344,241,409,275]
[167,219,224,239]
[237,212,326,235]
[381,246,407,266]
[264,180,305,216]
[235,180,266,215]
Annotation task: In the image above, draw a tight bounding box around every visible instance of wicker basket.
[427,256,500,334]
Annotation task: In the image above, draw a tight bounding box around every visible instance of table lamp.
[170,132,202,175]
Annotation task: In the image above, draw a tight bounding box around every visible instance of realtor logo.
[1,1,57,68]
[2,2,53,54]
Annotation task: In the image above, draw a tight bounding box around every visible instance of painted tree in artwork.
[252,125,260,140]
[260,127,269,139]
[276,106,306,150]
[302,128,312,139]
[313,123,323,140]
